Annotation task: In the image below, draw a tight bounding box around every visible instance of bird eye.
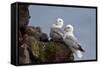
[67,27,70,29]
[59,20,61,22]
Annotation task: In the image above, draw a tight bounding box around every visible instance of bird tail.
[78,44,85,52]
[73,50,83,58]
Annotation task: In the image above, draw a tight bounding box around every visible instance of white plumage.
[50,18,64,41]
[63,24,85,59]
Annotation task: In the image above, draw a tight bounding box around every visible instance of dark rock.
[19,4,30,29]
[36,26,42,33]
[22,34,37,48]
[19,31,23,46]
[40,33,49,42]
[25,26,42,40]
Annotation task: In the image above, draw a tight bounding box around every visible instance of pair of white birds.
[50,18,85,59]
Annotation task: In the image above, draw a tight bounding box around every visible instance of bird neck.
[63,32,74,40]
[64,31,73,35]
[52,24,62,28]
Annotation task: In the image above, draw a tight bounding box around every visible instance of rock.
[25,26,42,40]
[36,26,42,33]
[19,31,23,46]
[19,4,30,29]
[40,33,49,42]
[39,41,74,62]
[19,43,31,64]
[22,34,41,63]
[21,34,74,63]
[22,34,37,48]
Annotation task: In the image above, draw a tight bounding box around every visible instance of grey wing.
[64,35,85,52]
[50,28,63,39]
[56,29,64,37]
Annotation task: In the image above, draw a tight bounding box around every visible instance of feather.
[73,50,83,58]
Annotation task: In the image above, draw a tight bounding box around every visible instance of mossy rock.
[30,41,74,63]
[31,42,40,58]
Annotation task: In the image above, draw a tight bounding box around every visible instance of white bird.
[63,24,85,59]
[50,18,64,41]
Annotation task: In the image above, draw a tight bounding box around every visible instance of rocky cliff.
[18,4,74,64]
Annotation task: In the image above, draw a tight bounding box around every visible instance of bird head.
[56,18,64,27]
[64,24,74,33]
[52,18,64,28]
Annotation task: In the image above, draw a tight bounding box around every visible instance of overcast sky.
[28,5,96,61]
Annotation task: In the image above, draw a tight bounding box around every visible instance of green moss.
[30,41,73,63]
[44,42,56,62]
[31,42,40,58]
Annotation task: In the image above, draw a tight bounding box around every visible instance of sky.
[28,5,96,61]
